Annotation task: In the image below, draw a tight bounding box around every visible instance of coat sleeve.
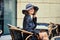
[33,17,37,28]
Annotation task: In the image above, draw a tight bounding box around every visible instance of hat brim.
[22,6,39,14]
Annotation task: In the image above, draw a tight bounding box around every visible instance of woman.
[22,3,39,40]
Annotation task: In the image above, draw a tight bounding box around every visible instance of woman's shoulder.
[24,15,31,20]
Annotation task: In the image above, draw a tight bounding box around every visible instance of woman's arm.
[33,15,37,27]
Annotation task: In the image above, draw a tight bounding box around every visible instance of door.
[4,0,17,34]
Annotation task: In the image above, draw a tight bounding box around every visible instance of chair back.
[7,24,23,40]
[7,24,38,40]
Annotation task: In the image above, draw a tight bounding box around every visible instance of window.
[3,0,17,34]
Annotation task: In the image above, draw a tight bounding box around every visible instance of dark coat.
[23,14,37,32]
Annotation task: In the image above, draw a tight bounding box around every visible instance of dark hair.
[23,9,36,15]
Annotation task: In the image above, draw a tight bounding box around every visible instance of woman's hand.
[33,14,37,18]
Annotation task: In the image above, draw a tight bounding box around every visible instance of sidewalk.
[0,35,12,40]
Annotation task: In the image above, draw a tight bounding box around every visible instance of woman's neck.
[29,14,33,17]
[29,13,32,16]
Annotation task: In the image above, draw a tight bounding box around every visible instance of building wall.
[17,0,60,28]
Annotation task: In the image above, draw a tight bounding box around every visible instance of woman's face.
[28,8,34,15]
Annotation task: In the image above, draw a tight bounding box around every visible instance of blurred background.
[17,0,60,28]
[0,0,60,35]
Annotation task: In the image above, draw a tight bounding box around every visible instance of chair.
[0,30,2,34]
[0,30,2,37]
[9,28,23,40]
[51,36,60,40]
[7,24,38,40]
[56,24,60,36]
